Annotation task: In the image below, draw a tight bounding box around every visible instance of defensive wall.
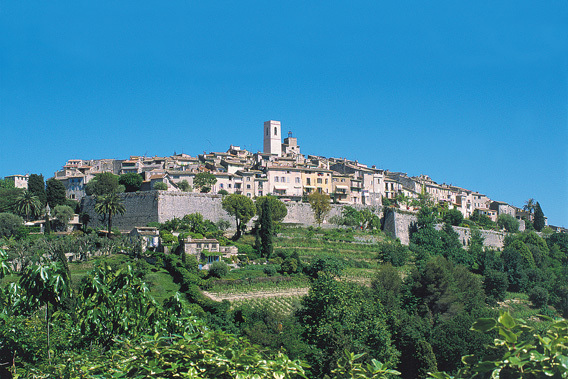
[82,192,509,249]
[82,192,355,231]
[383,209,507,249]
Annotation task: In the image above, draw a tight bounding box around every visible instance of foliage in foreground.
[431,311,568,378]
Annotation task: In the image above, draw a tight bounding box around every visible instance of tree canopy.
[28,174,47,207]
[255,195,287,223]
[222,194,255,240]
[119,173,143,192]
[94,193,126,236]
[308,191,331,226]
[193,172,217,193]
[46,178,67,208]
[86,172,121,196]
[533,201,545,231]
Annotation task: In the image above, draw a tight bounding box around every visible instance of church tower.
[263,120,281,156]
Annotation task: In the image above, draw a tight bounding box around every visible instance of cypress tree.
[28,174,47,207]
[259,200,273,260]
[533,202,545,231]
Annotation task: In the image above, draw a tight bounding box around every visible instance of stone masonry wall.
[82,192,508,249]
[384,209,507,249]
[82,192,380,232]
[82,191,160,231]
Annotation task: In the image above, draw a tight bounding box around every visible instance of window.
[281,177,285,182]
[274,127,277,135]
[325,179,328,184]
[228,184,232,188]
[317,178,322,184]
[266,128,269,136]
[246,177,250,181]
[295,177,300,184]
[220,183,223,188]
[246,184,251,189]
[307,178,311,185]
[275,177,279,182]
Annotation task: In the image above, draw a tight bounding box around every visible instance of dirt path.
[203,288,309,302]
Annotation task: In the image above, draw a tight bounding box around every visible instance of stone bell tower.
[263,120,281,156]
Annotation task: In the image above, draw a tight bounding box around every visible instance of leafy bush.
[529,286,549,308]
[209,261,229,278]
[0,212,24,238]
[159,230,176,245]
[377,241,409,267]
[497,214,520,233]
[483,269,509,302]
[153,182,168,191]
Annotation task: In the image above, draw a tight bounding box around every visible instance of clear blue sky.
[1,2,567,226]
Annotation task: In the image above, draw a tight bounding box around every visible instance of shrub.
[377,241,409,267]
[153,182,168,190]
[0,212,24,238]
[529,286,549,308]
[209,261,229,278]
[497,214,520,233]
[263,265,278,276]
[483,269,509,302]
[159,230,176,245]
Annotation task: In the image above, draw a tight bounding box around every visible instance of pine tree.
[533,202,545,231]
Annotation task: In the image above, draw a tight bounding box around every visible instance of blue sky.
[1,1,567,226]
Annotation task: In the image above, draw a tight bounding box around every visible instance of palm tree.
[523,198,536,214]
[14,190,42,221]
[94,193,126,237]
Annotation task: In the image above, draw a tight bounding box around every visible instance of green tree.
[0,212,24,238]
[208,261,229,278]
[258,199,274,260]
[94,193,126,236]
[19,261,70,364]
[85,172,120,196]
[119,173,143,192]
[533,201,545,231]
[176,180,191,192]
[443,208,464,226]
[308,191,331,226]
[222,194,255,240]
[255,195,288,223]
[523,198,536,214]
[432,312,568,379]
[45,178,67,208]
[0,177,15,189]
[153,182,168,190]
[297,274,399,377]
[0,187,23,213]
[53,205,74,231]
[193,172,217,193]
[497,213,520,232]
[27,174,47,207]
[14,190,42,221]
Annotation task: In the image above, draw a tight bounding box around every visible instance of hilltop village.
[5,120,548,229]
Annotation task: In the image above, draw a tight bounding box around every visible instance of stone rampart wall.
[384,209,508,249]
[82,192,508,249]
[82,192,160,231]
[82,192,383,232]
